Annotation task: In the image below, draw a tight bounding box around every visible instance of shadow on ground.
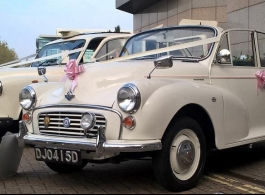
[205,141,265,173]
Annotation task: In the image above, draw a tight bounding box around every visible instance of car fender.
[0,67,63,121]
[23,82,65,133]
[117,80,227,149]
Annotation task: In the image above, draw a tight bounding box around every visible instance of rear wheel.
[153,117,206,192]
[45,161,88,174]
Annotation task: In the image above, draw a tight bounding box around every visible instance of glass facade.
[36,36,61,53]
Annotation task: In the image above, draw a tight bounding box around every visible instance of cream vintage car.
[0,32,130,137]
[18,20,265,192]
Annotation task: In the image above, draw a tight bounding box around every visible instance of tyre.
[153,117,206,192]
[45,161,88,174]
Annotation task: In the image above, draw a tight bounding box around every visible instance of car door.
[211,30,265,146]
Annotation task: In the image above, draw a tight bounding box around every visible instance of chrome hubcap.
[171,129,200,181]
[177,140,195,170]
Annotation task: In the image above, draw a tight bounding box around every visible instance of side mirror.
[37,67,48,83]
[109,56,115,60]
[217,49,231,63]
[38,67,46,76]
[147,56,173,79]
[154,55,173,69]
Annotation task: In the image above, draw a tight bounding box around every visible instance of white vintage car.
[0,32,130,137]
[19,20,265,192]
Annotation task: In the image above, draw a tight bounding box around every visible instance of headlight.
[19,86,36,110]
[81,113,95,130]
[117,84,141,114]
[0,81,2,96]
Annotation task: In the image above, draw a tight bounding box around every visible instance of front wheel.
[153,117,206,192]
[45,161,88,174]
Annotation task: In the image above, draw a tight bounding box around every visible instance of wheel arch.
[163,104,216,150]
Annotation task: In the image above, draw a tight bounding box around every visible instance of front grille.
[38,112,106,138]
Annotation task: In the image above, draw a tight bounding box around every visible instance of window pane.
[84,38,105,62]
[83,50,95,63]
[32,39,85,67]
[107,39,125,59]
[217,33,231,64]
[95,44,107,61]
[121,27,215,60]
[258,33,265,67]
[96,38,127,62]
[229,31,255,67]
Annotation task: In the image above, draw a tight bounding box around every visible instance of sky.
[0,0,133,58]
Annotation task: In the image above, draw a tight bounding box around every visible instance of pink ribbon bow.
[255,70,265,93]
[60,59,85,92]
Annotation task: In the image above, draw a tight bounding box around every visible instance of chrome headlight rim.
[117,83,141,114]
[0,81,3,96]
[80,113,96,130]
[19,86,37,111]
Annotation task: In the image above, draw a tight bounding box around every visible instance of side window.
[216,33,231,64]
[95,44,107,61]
[229,31,255,67]
[81,38,104,63]
[107,39,126,59]
[83,50,95,63]
[95,38,127,62]
[257,33,265,67]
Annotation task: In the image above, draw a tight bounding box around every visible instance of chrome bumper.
[19,122,162,155]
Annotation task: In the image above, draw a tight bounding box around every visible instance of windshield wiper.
[132,56,155,60]
[71,42,85,50]
[37,59,58,67]
[182,59,199,63]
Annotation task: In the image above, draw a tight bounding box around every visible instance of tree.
[115,25,121,33]
[0,40,18,64]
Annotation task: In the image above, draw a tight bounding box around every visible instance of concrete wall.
[227,0,265,32]
[133,0,227,33]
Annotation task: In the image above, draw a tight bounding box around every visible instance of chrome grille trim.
[33,104,123,139]
[40,130,84,136]
[38,112,107,138]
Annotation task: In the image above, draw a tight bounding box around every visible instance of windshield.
[121,27,216,60]
[32,39,86,67]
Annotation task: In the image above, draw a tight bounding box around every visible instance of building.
[36,35,61,53]
[116,0,265,33]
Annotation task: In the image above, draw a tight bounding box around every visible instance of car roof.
[45,32,131,45]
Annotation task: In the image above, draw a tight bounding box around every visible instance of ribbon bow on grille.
[255,70,265,93]
[60,59,85,92]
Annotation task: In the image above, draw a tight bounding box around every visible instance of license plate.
[35,148,81,165]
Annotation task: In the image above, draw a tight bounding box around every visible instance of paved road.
[1,142,265,194]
